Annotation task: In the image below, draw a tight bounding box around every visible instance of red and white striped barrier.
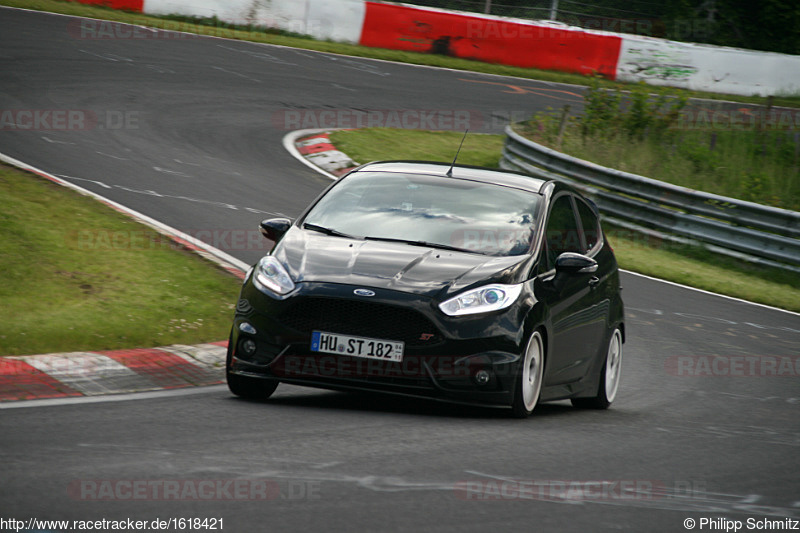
[359,2,621,78]
[77,0,144,12]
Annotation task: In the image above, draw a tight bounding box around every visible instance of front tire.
[510,330,545,418]
[572,327,622,410]
[227,370,279,400]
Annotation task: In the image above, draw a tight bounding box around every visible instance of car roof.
[352,161,546,194]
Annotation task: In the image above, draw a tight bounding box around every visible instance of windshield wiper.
[302,223,359,239]
[364,235,473,254]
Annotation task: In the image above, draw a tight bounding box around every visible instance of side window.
[576,199,601,253]
[545,195,581,269]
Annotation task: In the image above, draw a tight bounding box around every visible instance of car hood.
[273,228,530,298]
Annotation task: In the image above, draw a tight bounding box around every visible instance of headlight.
[252,256,295,296]
[439,284,523,316]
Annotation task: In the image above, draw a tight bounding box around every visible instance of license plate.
[310,331,404,362]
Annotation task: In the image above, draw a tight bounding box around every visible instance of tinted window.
[303,172,542,256]
[545,195,581,268]
[576,199,601,253]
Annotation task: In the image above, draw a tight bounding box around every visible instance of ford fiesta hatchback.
[227,161,624,417]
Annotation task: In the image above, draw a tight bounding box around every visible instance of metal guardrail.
[500,125,800,268]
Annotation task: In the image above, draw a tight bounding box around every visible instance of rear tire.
[510,331,544,419]
[571,327,622,410]
[226,336,279,400]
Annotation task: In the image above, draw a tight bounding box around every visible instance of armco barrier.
[500,126,800,269]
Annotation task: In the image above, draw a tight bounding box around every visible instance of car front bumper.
[228,278,530,407]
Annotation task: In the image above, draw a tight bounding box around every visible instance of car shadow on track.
[226,388,580,420]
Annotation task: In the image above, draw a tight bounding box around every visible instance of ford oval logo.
[354,289,376,297]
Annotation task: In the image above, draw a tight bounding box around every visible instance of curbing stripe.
[298,142,337,155]
[283,129,355,180]
[102,348,222,390]
[296,136,334,147]
[159,343,228,370]
[299,132,356,176]
[0,344,227,402]
[0,358,82,401]
[14,353,155,396]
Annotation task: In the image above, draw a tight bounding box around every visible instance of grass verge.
[0,163,242,356]
[3,0,799,109]
[329,128,800,313]
[517,78,799,210]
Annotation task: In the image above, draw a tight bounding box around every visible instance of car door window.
[576,199,601,254]
[545,195,581,269]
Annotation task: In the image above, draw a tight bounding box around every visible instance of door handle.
[588,276,600,288]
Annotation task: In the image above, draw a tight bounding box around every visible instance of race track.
[1,8,799,532]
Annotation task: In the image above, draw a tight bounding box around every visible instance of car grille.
[279,297,442,347]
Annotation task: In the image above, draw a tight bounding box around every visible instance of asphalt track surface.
[1,8,799,533]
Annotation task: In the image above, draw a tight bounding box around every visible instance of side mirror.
[259,218,292,242]
[555,252,598,275]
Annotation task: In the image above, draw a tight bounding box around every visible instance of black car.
[227,161,624,417]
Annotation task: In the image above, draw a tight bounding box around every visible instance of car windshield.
[302,171,542,256]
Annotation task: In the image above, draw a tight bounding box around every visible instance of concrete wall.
[616,35,800,97]
[142,0,366,43]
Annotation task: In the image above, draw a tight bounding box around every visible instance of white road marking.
[173,158,202,167]
[41,136,75,145]
[96,151,128,160]
[79,49,132,62]
[51,173,282,215]
[56,173,111,188]
[622,270,800,317]
[211,65,261,83]
[145,64,175,74]
[217,44,297,66]
[153,166,190,177]
[324,55,390,76]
